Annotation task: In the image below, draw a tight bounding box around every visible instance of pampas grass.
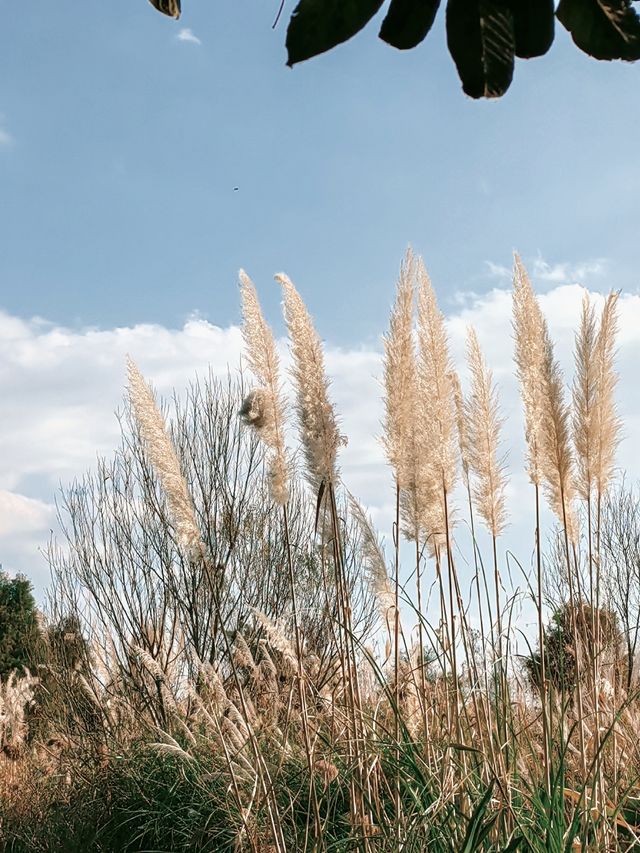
[465,326,508,539]
[383,247,418,493]
[239,270,290,505]
[7,250,637,853]
[126,357,203,562]
[277,272,344,494]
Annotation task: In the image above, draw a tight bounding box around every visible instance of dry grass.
[2,253,639,852]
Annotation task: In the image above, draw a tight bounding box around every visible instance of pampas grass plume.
[348,494,395,625]
[465,326,508,538]
[239,269,289,504]
[127,357,204,562]
[276,272,345,492]
[594,292,621,496]
[383,247,417,487]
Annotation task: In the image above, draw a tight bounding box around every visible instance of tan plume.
[450,370,470,488]
[277,272,345,492]
[572,291,599,502]
[126,358,204,562]
[540,329,577,536]
[416,257,457,550]
[348,494,395,626]
[594,292,621,497]
[381,249,430,542]
[383,247,417,487]
[513,253,546,486]
[239,269,289,504]
[252,609,298,670]
[465,327,508,538]
[513,256,576,536]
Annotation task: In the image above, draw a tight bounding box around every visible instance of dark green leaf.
[379,0,442,50]
[147,0,181,19]
[557,0,640,60]
[446,0,515,98]
[511,0,554,58]
[460,782,496,853]
[286,0,384,66]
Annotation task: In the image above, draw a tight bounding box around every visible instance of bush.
[0,572,42,679]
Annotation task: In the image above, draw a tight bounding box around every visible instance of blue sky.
[1,0,639,344]
[2,1,640,612]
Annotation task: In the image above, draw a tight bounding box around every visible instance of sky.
[1,1,640,624]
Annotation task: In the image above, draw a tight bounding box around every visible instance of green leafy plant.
[147,0,640,99]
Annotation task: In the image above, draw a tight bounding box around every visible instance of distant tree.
[599,482,640,690]
[147,0,640,100]
[0,571,42,679]
[541,483,640,692]
[28,615,104,748]
[524,602,623,693]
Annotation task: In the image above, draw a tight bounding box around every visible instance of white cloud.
[0,491,54,583]
[0,114,12,147]
[485,255,608,286]
[176,28,201,45]
[0,492,54,538]
[2,281,640,609]
[484,260,511,280]
[532,257,607,284]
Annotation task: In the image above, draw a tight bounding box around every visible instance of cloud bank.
[2,281,640,606]
[176,28,202,46]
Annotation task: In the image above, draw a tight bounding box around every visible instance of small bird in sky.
[234,187,239,192]
[148,0,181,19]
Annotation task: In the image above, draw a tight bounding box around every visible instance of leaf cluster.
[0,571,42,679]
[148,0,640,99]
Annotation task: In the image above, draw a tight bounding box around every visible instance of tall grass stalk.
[127,358,287,852]
[10,251,634,851]
[239,269,322,848]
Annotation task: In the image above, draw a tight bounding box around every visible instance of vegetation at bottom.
[2,251,640,850]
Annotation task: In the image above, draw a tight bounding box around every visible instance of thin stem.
[534,484,551,798]
[283,503,323,849]
[394,482,402,837]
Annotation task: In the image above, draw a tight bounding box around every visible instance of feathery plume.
[232,633,255,672]
[381,249,431,542]
[465,327,508,538]
[416,258,457,552]
[540,327,576,536]
[126,358,203,561]
[148,741,196,762]
[132,647,167,682]
[239,270,289,504]
[398,456,426,543]
[513,256,576,535]
[383,248,417,487]
[196,661,227,712]
[450,370,470,488]
[0,670,36,755]
[573,292,599,502]
[416,258,457,495]
[348,494,395,625]
[277,273,345,492]
[252,609,298,670]
[594,292,621,497]
[512,254,546,487]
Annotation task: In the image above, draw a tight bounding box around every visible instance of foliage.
[147,0,640,99]
[524,602,623,692]
[0,571,42,679]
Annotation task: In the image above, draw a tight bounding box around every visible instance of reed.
[4,251,636,852]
